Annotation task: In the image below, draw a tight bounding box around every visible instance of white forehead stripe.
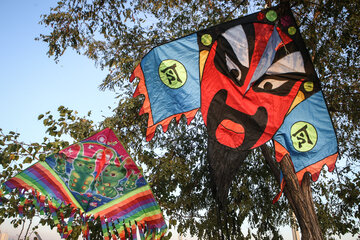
[266,51,305,75]
[222,25,249,68]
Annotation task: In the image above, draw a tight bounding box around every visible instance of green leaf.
[23,157,33,164]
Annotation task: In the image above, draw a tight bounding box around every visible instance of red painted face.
[201,23,305,150]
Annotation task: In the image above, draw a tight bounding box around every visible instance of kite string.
[280,37,291,56]
[273,19,291,56]
[267,0,291,56]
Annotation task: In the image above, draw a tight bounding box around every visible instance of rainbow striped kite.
[2,128,167,239]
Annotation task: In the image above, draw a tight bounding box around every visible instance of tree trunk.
[260,0,324,238]
[260,145,323,240]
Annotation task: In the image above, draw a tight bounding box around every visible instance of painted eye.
[88,166,94,170]
[111,173,116,177]
[78,163,83,167]
[105,169,109,173]
[225,54,242,83]
[257,79,288,91]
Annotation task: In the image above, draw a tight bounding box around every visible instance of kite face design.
[130,4,338,199]
[201,23,305,150]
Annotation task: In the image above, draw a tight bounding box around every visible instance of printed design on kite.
[159,59,187,88]
[69,158,95,193]
[114,157,145,195]
[66,143,96,193]
[54,140,146,201]
[122,173,138,190]
[290,121,318,152]
[130,33,201,140]
[201,21,310,150]
[58,142,122,197]
[95,163,127,198]
[53,153,68,179]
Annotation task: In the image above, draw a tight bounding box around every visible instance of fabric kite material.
[2,128,167,239]
[130,3,338,204]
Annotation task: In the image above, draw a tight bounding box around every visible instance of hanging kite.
[130,3,338,204]
[1,128,167,240]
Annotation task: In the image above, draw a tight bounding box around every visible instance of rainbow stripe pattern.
[3,128,167,239]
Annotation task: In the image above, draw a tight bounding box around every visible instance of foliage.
[0,0,359,239]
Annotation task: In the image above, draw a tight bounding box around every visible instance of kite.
[130,3,338,204]
[1,128,167,240]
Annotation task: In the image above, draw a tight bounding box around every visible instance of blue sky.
[0,1,117,144]
[0,1,116,239]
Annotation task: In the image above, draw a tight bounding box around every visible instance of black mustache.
[207,89,268,150]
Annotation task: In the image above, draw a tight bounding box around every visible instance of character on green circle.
[159,59,187,89]
[291,121,317,152]
[95,164,127,198]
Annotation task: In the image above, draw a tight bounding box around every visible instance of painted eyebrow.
[266,51,305,75]
[222,25,249,68]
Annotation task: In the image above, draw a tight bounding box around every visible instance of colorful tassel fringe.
[0,188,167,239]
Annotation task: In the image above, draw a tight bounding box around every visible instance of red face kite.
[201,23,305,151]
[130,5,338,204]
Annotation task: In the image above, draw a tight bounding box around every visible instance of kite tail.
[114,219,125,240]
[131,223,138,240]
[98,216,167,240]
[0,187,87,239]
[63,209,76,238]
[109,221,118,240]
[81,214,90,240]
[137,220,146,240]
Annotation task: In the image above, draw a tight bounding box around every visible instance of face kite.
[1,128,167,240]
[130,4,338,204]
[202,22,305,150]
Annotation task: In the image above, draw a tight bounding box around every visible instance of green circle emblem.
[159,59,187,89]
[288,26,297,35]
[291,122,318,152]
[266,10,277,22]
[201,34,213,46]
[304,81,314,92]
